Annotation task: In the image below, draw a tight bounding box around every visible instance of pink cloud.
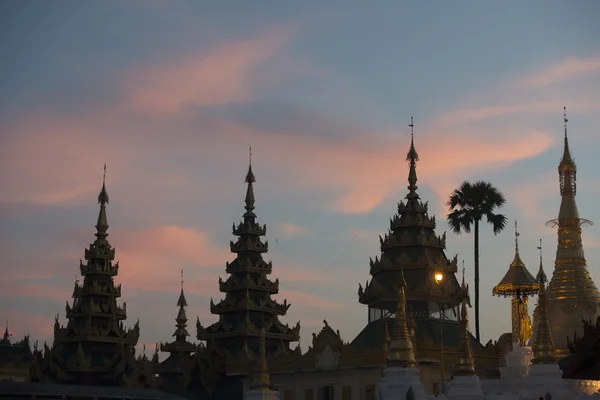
[113,226,229,293]
[278,222,309,238]
[517,56,600,87]
[125,27,293,115]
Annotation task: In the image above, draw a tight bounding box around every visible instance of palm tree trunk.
[474,219,480,342]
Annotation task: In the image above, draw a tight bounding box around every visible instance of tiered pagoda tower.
[31,166,142,386]
[543,108,600,354]
[156,271,198,390]
[197,155,300,356]
[358,118,462,325]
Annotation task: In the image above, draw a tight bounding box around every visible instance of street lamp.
[434,271,445,394]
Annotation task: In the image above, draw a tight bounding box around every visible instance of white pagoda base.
[244,389,280,400]
[519,363,573,400]
[445,375,484,400]
[376,366,428,400]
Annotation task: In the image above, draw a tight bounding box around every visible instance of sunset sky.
[2,1,600,356]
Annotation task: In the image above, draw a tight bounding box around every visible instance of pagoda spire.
[96,163,109,240]
[251,327,271,390]
[559,107,576,196]
[532,239,557,364]
[406,117,419,198]
[387,270,416,367]
[2,321,9,343]
[454,266,476,376]
[244,147,256,220]
[174,269,189,341]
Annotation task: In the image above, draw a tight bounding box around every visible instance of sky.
[1,1,600,357]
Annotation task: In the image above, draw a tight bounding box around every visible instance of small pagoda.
[358,118,462,325]
[197,153,300,357]
[30,166,143,386]
[0,322,33,382]
[156,270,199,391]
[493,222,539,346]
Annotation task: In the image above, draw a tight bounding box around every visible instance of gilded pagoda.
[196,155,300,357]
[30,166,146,386]
[540,108,600,355]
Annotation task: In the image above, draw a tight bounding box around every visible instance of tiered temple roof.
[30,166,144,386]
[358,118,462,323]
[197,155,300,358]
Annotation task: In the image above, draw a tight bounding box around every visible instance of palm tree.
[447,181,507,342]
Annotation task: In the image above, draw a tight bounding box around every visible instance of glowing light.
[435,273,443,283]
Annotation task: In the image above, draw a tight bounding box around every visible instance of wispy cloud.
[125,27,293,115]
[517,56,600,87]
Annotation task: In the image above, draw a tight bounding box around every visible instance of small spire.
[2,321,9,343]
[95,164,110,240]
[98,163,109,205]
[536,239,547,284]
[173,269,189,341]
[532,239,556,364]
[558,107,577,196]
[454,271,476,376]
[406,117,419,196]
[251,326,271,390]
[177,269,187,308]
[514,221,520,252]
[244,148,256,217]
[387,270,416,367]
[509,221,526,268]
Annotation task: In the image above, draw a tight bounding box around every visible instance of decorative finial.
[181,268,184,291]
[406,117,419,196]
[564,106,568,139]
[514,221,520,252]
[103,163,107,185]
[249,147,252,166]
[536,238,547,285]
[462,260,466,284]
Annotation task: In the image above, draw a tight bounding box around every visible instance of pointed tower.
[522,240,573,400]
[197,150,300,357]
[31,165,141,386]
[156,270,198,390]
[357,117,462,340]
[387,272,416,368]
[376,271,428,400]
[493,222,539,346]
[245,327,280,400]
[446,269,484,400]
[544,108,600,354]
